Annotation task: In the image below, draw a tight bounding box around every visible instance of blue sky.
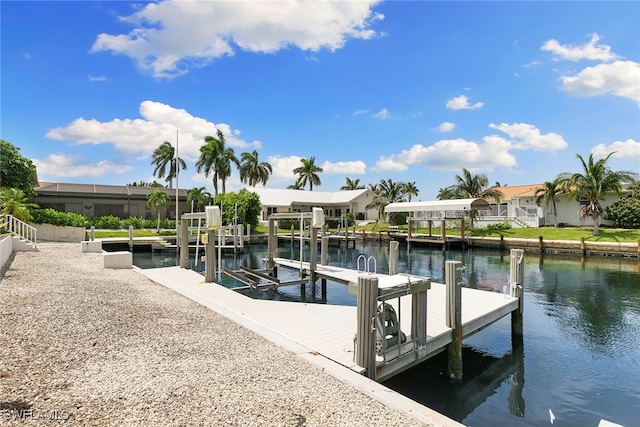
[2,1,639,200]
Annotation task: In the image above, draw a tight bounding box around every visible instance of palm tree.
[445,168,503,230]
[151,141,186,189]
[146,189,170,232]
[287,180,305,190]
[215,131,239,195]
[534,179,563,227]
[186,187,212,212]
[196,130,239,197]
[239,150,272,187]
[402,181,419,201]
[450,168,503,201]
[558,152,637,236]
[341,177,365,191]
[437,186,456,200]
[293,157,323,191]
[0,187,38,223]
[366,179,405,224]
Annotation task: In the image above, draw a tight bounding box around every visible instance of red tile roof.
[488,184,545,201]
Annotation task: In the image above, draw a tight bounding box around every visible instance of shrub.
[30,208,90,227]
[122,216,144,229]
[606,197,640,228]
[486,220,512,231]
[92,215,122,229]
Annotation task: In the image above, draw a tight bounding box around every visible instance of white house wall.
[553,194,621,226]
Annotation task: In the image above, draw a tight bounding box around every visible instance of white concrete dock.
[138,262,518,380]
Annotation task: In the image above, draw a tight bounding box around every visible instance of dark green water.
[130,242,640,427]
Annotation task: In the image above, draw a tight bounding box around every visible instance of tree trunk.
[157,211,161,232]
[593,217,600,236]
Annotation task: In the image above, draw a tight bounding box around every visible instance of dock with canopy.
[384,198,491,248]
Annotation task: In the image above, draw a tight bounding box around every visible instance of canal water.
[131,241,640,427]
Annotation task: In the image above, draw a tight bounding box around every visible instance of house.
[245,186,377,223]
[481,184,627,228]
[34,182,188,220]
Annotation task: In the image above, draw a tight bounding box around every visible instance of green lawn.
[470,227,640,243]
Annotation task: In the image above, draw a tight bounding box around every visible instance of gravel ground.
[0,243,433,426]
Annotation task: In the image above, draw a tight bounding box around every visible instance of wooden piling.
[267,218,276,270]
[389,240,399,275]
[321,236,328,266]
[205,229,216,283]
[309,226,318,282]
[355,275,378,380]
[580,237,586,256]
[411,281,428,349]
[510,249,524,337]
[179,217,188,268]
[445,260,463,381]
[538,236,543,252]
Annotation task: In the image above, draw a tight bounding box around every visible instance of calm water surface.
[131,242,640,427]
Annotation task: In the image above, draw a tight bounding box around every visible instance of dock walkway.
[140,261,518,381]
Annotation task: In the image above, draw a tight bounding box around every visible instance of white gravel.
[0,242,435,426]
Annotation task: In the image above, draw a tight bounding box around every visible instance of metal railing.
[2,214,37,244]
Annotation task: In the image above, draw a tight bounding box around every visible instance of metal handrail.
[357,254,377,274]
[4,214,37,244]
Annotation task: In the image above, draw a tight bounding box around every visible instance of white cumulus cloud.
[446,95,483,110]
[372,156,408,172]
[45,100,260,161]
[374,137,516,173]
[91,0,384,79]
[321,160,366,174]
[560,60,640,104]
[33,153,133,179]
[489,122,568,151]
[591,139,640,160]
[541,33,618,62]
[267,155,302,182]
[437,122,455,133]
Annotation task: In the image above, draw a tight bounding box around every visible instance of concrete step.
[12,235,38,251]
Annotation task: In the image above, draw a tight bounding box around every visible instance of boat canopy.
[385,198,491,213]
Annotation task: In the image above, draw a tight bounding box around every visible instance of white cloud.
[353,109,369,116]
[374,137,516,173]
[373,122,567,173]
[33,153,133,179]
[321,160,366,174]
[541,33,618,62]
[22,53,31,60]
[560,60,640,104]
[372,156,408,172]
[445,95,483,110]
[267,155,302,182]
[372,108,390,119]
[591,139,640,160]
[91,0,384,79]
[88,75,107,82]
[45,100,260,161]
[437,122,455,133]
[489,122,568,151]
[266,156,366,183]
